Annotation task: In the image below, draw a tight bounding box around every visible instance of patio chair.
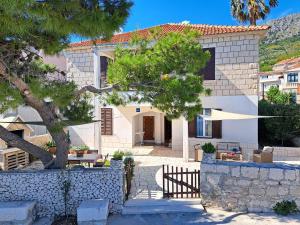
[253,146,273,163]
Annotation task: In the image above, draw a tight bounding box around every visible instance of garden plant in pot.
[201,143,216,163]
[72,145,89,157]
[45,141,56,155]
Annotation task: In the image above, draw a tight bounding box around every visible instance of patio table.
[67,154,100,167]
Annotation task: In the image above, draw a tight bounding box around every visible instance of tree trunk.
[0,125,54,166]
[0,62,69,169]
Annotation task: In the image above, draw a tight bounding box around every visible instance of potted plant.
[110,150,125,169]
[201,143,216,163]
[72,145,89,157]
[45,141,56,154]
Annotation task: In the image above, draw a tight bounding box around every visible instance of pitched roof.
[70,23,269,48]
[275,57,300,66]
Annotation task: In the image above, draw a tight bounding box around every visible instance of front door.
[143,116,154,140]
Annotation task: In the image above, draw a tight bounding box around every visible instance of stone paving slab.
[108,208,300,225]
[129,152,200,199]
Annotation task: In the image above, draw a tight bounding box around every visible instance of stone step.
[0,201,36,225]
[125,198,202,207]
[122,198,204,215]
[122,204,204,215]
[32,217,52,225]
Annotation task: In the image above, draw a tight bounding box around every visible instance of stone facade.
[200,33,260,97]
[0,161,124,219]
[66,32,260,97]
[200,161,300,212]
[64,31,261,154]
[65,49,94,88]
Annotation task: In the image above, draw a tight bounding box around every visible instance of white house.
[65,23,269,160]
[259,57,300,103]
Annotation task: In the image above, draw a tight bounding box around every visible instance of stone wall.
[200,33,260,96]
[200,161,300,212]
[0,160,124,218]
[65,49,94,88]
[273,147,300,161]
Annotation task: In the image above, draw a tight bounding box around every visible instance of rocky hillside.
[262,13,300,44]
[259,13,300,71]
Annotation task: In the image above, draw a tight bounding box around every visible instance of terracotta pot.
[48,147,57,155]
[69,149,76,154]
[75,150,88,157]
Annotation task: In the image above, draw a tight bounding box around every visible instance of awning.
[202,109,275,121]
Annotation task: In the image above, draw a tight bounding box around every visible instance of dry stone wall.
[0,160,124,219]
[200,161,300,212]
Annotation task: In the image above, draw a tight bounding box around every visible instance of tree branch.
[0,125,54,167]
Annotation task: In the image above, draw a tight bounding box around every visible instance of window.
[287,73,298,82]
[188,108,222,139]
[196,109,212,137]
[100,56,108,87]
[101,108,113,135]
[199,48,215,80]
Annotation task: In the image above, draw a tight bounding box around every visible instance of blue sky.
[72,0,300,42]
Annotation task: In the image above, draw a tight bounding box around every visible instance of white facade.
[65,25,266,160]
[259,66,300,102]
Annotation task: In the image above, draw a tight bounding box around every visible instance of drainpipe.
[93,47,101,154]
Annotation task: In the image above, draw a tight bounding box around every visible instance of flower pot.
[75,150,88,157]
[69,149,76,154]
[202,152,216,163]
[48,147,57,155]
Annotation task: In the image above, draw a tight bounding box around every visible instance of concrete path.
[129,147,199,199]
[108,208,300,225]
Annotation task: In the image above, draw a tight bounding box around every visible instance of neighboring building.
[65,23,269,160]
[259,57,300,103]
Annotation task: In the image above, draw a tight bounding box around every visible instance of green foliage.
[231,0,278,25]
[45,140,56,148]
[201,143,216,154]
[71,145,89,151]
[266,86,293,105]
[0,81,24,113]
[60,94,94,124]
[123,155,135,200]
[0,0,132,54]
[260,36,300,72]
[106,29,211,121]
[112,150,125,160]
[0,0,132,129]
[29,78,77,108]
[258,100,300,146]
[273,200,299,216]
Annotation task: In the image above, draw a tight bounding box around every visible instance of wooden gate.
[162,165,200,198]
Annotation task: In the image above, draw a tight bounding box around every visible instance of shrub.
[201,143,216,154]
[112,150,125,160]
[45,140,56,148]
[71,145,89,151]
[123,156,135,200]
[273,200,299,216]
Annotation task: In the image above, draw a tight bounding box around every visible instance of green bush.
[71,145,89,151]
[273,200,299,216]
[201,143,216,154]
[112,150,125,160]
[45,140,56,148]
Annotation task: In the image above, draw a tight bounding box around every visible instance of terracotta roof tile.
[70,23,269,48]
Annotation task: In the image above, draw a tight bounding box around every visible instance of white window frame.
[196,108,212,138]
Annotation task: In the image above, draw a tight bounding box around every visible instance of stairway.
[122,198,205,215]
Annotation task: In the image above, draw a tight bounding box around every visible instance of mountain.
[259,13,300,71]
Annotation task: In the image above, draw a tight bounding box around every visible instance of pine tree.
[0,0,132,169]
[0,2,210,169]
